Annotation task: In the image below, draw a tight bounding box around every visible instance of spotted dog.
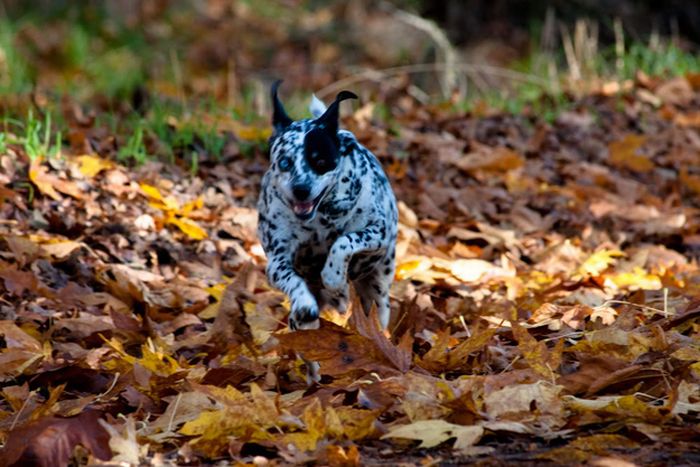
[257,82,398,378]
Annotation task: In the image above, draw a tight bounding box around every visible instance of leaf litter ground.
[2,76,700,465]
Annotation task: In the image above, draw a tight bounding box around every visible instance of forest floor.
[2,70,700,466]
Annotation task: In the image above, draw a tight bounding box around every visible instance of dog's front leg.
[266,254,321,383]
[266,255,319,331]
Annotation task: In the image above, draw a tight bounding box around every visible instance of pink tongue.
[294,202,314,214]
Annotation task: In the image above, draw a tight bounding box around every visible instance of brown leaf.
[277,319,397,377]
[511,320,560,379]
[558,355,629,395]
[0,410,111,467]
[349,299,412,373]
[608,135,653,172]
[208,262,256,352]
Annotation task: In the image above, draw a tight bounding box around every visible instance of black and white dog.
[257,82,398,378]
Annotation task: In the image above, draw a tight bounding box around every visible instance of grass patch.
[2,111,63,160]
[117,120,148,165]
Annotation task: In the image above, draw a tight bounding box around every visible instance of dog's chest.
[291,223,337,281]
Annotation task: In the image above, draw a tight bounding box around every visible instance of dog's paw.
[289,295,320,331]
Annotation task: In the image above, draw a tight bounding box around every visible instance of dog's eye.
[278,157,292,171]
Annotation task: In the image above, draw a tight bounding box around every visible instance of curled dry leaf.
[382,420,483,451]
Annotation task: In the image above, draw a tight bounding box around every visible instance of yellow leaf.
[511,320,558,379]
[577,249,624,278]
[105,337,182,377]
[139,183,165,202]
[138,341,183,376]
[382,420,483,451]
[180,385,278,457]
[608,134,653,172]
[181,197,203,216]
[244,301,279,345]
[167,216,208,240]
[284,398,326,451]
[205,282,228,301]
[604,267,662,290]
[335,407,379,440]
[565,394,666,423]
[75,154,114,178]
[395,257,432,280]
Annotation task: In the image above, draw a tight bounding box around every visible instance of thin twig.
[167,392,183,433]
[381,1,461,98]
[9,390,34,432]
[95,372,120,402]
[598,299,670,317]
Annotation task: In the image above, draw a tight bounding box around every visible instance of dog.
[257,81,398,381]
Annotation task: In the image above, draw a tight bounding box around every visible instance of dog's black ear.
[315,90,358,137]
[271,80,293,131]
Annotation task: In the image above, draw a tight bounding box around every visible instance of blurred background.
[0,0,699,165]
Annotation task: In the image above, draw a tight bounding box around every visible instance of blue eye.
[278,157,291,171]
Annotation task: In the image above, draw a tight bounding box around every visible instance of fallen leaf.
[0,410,111,467]
[382,420,483,451]
[74,154,114,178]
[608,134,653,172]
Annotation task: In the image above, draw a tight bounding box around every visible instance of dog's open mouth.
[291,189,327,220]
[293,201,315,217]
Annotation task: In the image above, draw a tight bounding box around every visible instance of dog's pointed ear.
[271,80,292,131]
[315,90,358,136]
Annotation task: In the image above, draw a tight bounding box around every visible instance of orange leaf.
[608,134,653,172]
[29,159,62,200]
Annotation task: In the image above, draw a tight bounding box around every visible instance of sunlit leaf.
[576,249,624,278]
[75,154,114,178]
[382,420,483,450]
[604,267,662,290]
[29,159,62,200]
[167,215,208,240]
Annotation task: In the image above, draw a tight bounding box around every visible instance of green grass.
[3,111,63,160]
[614,42,700,79]
[117,121,148,165]
[459,37,700,122]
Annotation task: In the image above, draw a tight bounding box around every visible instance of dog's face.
[268,82,357,221]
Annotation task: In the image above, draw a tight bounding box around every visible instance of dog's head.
[267,81,357,221]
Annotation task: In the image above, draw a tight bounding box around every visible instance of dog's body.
[257,83,398,361]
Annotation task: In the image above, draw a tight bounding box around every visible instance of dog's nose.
[292,184,311,201]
